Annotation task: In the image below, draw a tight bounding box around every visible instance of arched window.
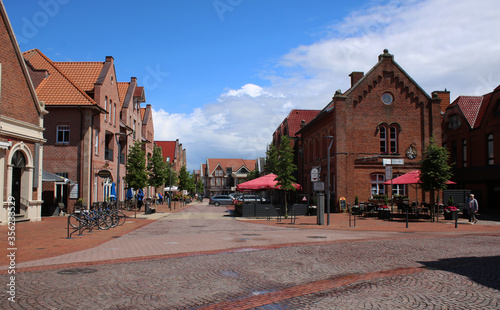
[380,124,399,154]
[380,126,387,153]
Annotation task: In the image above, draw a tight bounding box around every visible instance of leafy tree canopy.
[419,136,453,192]
[124,140,148,190]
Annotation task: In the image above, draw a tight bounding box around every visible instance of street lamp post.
[326,136,334,225]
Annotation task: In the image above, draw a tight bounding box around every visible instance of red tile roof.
[286,109,320,136]
[22,49,97,107]
[449,95,488,129]
[207,158,257,176]
[54,61,104,91]
[117,82,129,104]
[155,141,176,163]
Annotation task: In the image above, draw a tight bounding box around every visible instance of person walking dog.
[468,194,479,224]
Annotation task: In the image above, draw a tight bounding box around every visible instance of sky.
[3,0,500,172]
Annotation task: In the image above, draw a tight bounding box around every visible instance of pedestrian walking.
[468,194,479,224]
[158,192,163,204]
[137,189,144,211]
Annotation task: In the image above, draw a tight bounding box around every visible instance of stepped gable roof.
[22,49,99,108]
[449,94,492,129]
[207,158,256,176]
[54,61,104,91]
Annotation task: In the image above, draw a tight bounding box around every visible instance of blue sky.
[3,0,500,171]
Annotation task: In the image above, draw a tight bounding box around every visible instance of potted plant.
[351,196,362,215]
[444,205,458,220]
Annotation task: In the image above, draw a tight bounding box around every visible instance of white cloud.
[155,0,500,171]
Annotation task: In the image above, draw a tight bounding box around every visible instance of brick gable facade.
[0,2,47,224]
[443,86,500,211]
[298,50,443,211]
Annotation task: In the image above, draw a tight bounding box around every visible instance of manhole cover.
[57,268,98,275]
[307,236,328,239]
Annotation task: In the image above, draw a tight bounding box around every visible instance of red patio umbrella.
[383,170,456,185]
[237,173,302,191]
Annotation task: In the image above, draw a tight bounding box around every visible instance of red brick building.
[203,158,257,197]
[298,50,444,211]
[442,85,500,212]
[271,109,320,189]
[0,2,47,223]
[23,50,150,211]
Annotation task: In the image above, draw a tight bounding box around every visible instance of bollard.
[406,208,409,229]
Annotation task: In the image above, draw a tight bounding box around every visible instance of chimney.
[300,120,306,128]
[349,72,364,87]
[105,56,114,63]
[432,89,451,114]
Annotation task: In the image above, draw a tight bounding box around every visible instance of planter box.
[377,209,391,219]
[444,211,459,221]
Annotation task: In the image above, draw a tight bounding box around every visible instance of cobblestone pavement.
[2,202,499,309]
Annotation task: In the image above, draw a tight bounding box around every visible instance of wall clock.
[405,145,417,159]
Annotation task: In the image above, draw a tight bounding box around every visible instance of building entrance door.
[11,151,26,214]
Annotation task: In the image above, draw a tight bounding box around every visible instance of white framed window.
[371,174,385,196]
[110,100,113,125]
[113,103,116,126]
[104,97,108,122]
[380,124,398,154]
[94,129,99,154]
[56,125,70,143]
[391,174,406,196]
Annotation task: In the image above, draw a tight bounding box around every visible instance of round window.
[382,93,393,105]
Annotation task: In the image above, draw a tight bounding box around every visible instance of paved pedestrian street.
[2,202,499,309]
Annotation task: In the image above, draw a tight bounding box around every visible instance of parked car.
[234,195,266,204]
[209,195,234,206]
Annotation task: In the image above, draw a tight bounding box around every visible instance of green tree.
[178,165,194,195]
[275,135,297,217]
[147,145,168,189]
[246,168,260,181]
[420,136,453,222]
[124,140,148,190]
[265,143,279,174]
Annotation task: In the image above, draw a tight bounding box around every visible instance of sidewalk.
[242,211,500,233]
[0,200,191,265]
[1,201,498,267]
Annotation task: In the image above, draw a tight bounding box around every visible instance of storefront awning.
[42,171,76,184]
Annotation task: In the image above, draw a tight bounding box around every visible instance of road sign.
[314,182,324,191]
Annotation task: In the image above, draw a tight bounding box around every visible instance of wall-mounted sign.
[97,169,112,178]
[311,167,319,182]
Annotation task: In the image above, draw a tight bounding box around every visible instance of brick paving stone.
[1,200,499,309]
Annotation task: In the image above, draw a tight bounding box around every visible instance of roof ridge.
[23,49,98,107]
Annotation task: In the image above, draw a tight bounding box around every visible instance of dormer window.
[447,114,461,129]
